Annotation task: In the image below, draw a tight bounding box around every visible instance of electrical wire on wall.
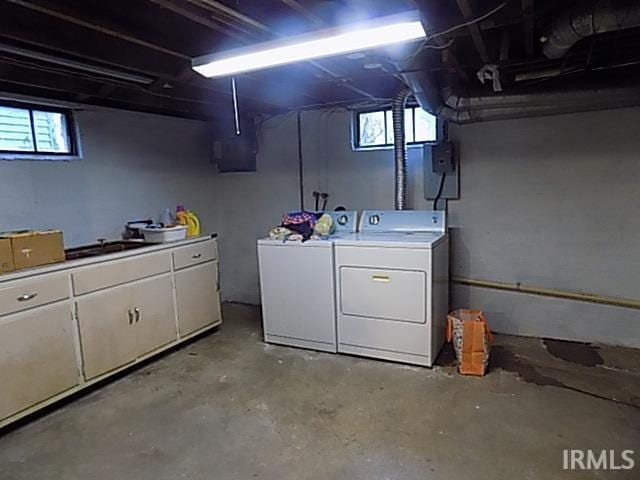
[432,172,446,210]
[433,122,450,210]
[297,111,305,210]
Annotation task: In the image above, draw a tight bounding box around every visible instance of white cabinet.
[133,275,178,357]
[175,261,221,336]
[0,237,221,428]
[76,283,137,380]
[0,302,78,421]
[76,274,176,380]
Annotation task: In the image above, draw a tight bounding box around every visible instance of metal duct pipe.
[392,86,412,210]
[402,69,640,124]
[542,0,640,59]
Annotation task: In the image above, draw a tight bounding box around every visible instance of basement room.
[0,0,639,479]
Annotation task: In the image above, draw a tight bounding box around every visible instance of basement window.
[353,106,438,150]
[0,102,80,160]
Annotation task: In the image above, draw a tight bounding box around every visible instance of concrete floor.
[1,303,639,480]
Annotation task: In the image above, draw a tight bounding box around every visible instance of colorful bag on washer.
[446,309,493,376]
[281,211,321,241]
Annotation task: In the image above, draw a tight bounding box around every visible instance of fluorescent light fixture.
[192,11,426,78]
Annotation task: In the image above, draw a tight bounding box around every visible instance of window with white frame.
[354,105,438,149]
[0,102,78,158]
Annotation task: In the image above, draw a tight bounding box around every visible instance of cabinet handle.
[17,292,38,302]
[128,309,134,325]
[134,307,141,323]
[372,275,390,283]
[192,253,202,259]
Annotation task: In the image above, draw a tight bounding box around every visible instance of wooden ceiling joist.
[455,0,491,63]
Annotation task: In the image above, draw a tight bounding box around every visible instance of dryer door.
[339,267,426,324]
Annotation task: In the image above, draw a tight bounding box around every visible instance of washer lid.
[258,238,334,247]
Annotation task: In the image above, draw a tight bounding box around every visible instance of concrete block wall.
[216,107,640,348]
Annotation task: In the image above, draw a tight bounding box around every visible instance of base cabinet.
[76,274,177,380]
[76,283,137,380]
[133,275,178,357]
[0,302,78,421]
[0,237,221,428]
[175,262,221,336]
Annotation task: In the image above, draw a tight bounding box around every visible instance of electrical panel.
[424,142,459,201]
[431,142,456,173]
[213,114,257,173]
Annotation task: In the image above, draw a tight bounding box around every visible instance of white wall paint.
[215,114,300,303]
[2,99,637,347]
[217,107,640,347]
[0,107,219,247]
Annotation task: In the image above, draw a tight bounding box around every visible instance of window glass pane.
[0,106,34,152]
[385,110,393,144]
[33,110,70,153]
[414,107,438,142]
[358,110,386,147]
[385,108,415,144]
[405,107,414,143]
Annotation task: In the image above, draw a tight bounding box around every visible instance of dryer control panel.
[359,210,446,233]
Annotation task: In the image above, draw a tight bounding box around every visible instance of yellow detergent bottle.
[186,210,201,237]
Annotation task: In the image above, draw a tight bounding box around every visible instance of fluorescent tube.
[192,11,426,78]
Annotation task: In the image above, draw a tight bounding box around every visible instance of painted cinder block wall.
[217,107,640,348]
[1,97,637,347]
[0,106,220,247]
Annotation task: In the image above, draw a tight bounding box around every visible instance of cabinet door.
[132,275,177,357]
[0,302,78,420]
[175,262,221,336]
[76,284,137,380]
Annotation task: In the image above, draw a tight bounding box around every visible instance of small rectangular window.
[0,102,78,158]
[354,106,438,150]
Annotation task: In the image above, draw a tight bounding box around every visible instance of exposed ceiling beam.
[0,4,293,111]
[146,0,247,41]
[280,0,325,28]
[0,59,224,119]
[522,0,535,56]
[500,31,510,62]
[188,0,272,33]
[455,0,490,63]
[4,0,190,60]
[182,0,258,36]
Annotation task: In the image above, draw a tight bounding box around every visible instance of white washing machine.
[334,210,448,367]
[257,211,358,353]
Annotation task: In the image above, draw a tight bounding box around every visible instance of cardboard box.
[0,230,65,271]
[0,238,14,273]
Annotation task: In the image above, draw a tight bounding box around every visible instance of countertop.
[0,234,218,284]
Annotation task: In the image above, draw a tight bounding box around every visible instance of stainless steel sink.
[65,240,153,261]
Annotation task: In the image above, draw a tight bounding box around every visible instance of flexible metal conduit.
[452,277,640,310]
[392,86,412,210]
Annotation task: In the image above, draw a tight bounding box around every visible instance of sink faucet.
[97,238,107,247]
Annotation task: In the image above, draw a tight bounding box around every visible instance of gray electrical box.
[432,142,456,173]
[213,114,257,173]
[424,143,459,201]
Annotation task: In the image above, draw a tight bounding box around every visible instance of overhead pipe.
[392,85,412,210]
[542,0,640,59]
[402,68,640,124]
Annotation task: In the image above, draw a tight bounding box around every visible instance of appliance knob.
[369,215,380,225]
[337,215,348,226]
